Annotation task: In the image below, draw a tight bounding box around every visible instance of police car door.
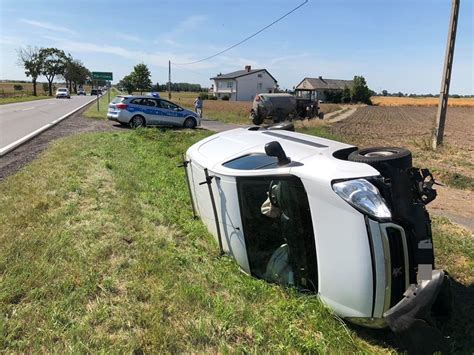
[159,99,182,126]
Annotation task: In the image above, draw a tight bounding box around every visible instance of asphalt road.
[0,95,97,152]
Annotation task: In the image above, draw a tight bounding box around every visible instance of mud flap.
[384,270,451,354]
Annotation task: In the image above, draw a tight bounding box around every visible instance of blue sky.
[0,0,472,94]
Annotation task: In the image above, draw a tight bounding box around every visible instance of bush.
[221,95,230,101]
[13,85,23,91]
[199,92,209,100]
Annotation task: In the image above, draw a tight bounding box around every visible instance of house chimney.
[245,65,251,72]
[318,76,323,80]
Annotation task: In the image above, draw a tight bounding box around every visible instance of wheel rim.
[132,117,143,128]
[185,119,194,128]
[365,150,396,157]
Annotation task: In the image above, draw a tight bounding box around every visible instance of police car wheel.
[184,117,196,129]
[130,115,145,129]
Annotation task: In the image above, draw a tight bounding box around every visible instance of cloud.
[156,14,208,47]
[115,33,144,43]
[20,19,77,35]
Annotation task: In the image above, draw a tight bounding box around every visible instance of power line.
[173,0,308,65]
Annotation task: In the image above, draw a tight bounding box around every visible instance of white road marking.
[21,107,35,111]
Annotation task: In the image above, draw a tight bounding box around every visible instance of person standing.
[194,97,203,118]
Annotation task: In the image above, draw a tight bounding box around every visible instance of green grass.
[295,122,343,141]
[0,129,387,353]
[0,95,51,105]
[83,89,119,119]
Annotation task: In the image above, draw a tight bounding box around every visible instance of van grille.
[386,227,407,307]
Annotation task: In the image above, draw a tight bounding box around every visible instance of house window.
[257,83,263,90]
[257,73,263,78]
[227,81,233,89]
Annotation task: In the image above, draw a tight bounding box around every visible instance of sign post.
[92,72,113,112]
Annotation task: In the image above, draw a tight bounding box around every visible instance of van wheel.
[348,147,412,169]
[251,112,263,125]
[130,115,145,129]
[183,117,196,129]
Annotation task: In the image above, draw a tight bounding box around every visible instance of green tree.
[119,74,136,94]
[341,85,351,103]
[16,46,43,96]
[39,48,67,96]
[131,63,152,94]
[63,57,90,93]
[382,89,388,96]
[350,76,372,104]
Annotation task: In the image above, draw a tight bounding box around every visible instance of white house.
[210,66,277,101]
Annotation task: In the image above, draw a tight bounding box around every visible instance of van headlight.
[332,179,391,219]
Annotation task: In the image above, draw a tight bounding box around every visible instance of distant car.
[90,89,98,96]
[107,95,201,129]
[55,88,70,99]
[98,89,103,95]
[78,88,86,95]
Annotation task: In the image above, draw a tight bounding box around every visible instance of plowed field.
[331,106,474,150]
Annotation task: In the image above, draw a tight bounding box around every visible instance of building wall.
[235,71,276,101]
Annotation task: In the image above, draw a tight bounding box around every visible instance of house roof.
[295,77,353,91]
[211,69,277,83]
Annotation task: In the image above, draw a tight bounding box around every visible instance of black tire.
[129,115,145,129]
[183,117,196,129]
[251,112,263,125]
[348,147,412,169]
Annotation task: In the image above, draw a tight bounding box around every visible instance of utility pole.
[168,60,171,100]
[432,0,460,150]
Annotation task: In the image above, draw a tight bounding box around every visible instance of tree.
[341,85,351,103]
[62,57,90,93]
[119,74,136,94]
[17,46,43,96]
[382,89,388,96]
[39,48,67,96]
[131,63,152,94]
[350,76,372,104]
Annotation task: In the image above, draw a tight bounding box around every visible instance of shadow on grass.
[346,279,474,353]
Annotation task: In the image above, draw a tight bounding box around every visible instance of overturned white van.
[182,126,451,352]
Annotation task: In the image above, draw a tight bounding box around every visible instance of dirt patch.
[331,106,474,150]
[0,106,122,180]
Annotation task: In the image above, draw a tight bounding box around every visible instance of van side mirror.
[265,141,290,166]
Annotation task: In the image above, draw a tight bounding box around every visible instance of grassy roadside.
[0,129,472,352]
[0,95,51,105]
[83,89,119,119]
[0,129,386,353]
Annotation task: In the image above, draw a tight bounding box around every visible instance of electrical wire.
[173,0,308,65]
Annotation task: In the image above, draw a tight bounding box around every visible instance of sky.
[0,0,473,94]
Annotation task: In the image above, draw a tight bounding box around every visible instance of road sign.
[92,72,113,80]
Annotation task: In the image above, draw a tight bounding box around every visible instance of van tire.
[348,147,412,169]
[183,117,197,129]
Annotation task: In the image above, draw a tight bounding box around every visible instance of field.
[371,96,474,107]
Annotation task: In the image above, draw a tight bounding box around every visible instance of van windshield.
[237,175,318,291]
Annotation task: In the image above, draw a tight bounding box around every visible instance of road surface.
[0,96,97,153]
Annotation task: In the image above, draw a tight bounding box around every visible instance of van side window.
[236,175,318,291]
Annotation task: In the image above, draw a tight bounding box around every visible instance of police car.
[107,94,201,128]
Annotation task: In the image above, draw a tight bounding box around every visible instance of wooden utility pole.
[432,0,460,150]
[168,60,171,100]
